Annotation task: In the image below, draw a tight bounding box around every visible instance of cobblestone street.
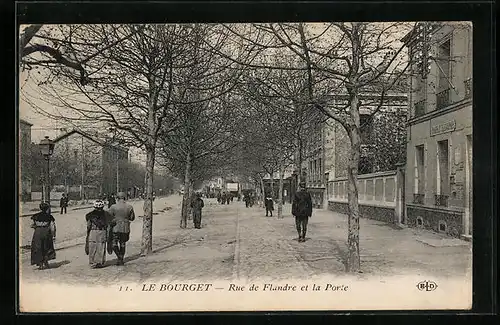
[20,196,472,286]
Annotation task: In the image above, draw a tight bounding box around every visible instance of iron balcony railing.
[464,78,472,99]
[434,194,449,207]
[436,88,451,110]
[414,100,426,117]
[413,193,424,204]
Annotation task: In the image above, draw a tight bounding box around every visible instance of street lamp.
[39,136,55,209]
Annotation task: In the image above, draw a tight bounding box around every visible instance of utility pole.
[116,148,119,193]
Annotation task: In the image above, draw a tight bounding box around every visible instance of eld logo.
[417,281,438,291]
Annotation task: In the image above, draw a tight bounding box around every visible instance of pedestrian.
[292,181,313,242]
[190,192,205,229]
[217,192,221,204]
[107,193,116,209]
[265,195,274,217]
[85,200,113,269]
[244,194,250,208]
[59,193,69,214]
[108,192,135,265]
[30,202,56,270]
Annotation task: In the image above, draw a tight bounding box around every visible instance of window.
[437,140,449,194]
[436,140,450,206]
[436,39,451,109]
[413,145,425,204]
[415,145,425,193]
[437,39,451,91]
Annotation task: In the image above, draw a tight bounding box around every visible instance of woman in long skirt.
[30,202,56,270]
[85,200,113,268]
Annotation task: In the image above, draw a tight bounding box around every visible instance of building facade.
[403,22,472,239]
[300,92,408,210]
[52,130,129,199]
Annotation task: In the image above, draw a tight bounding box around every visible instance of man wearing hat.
[292,181,313,242]
[108,191,136,265]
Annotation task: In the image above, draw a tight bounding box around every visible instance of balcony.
[413,193,424,204]
[464,78,472,99]
[436,88,451,110]
[434,194,449,207]
[414,100,426,117]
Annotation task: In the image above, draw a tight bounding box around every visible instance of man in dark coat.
[292,181,313,242]
[265,195,274,217]
[190,193,205,229]
[244,194,250,208]
[60,193,69,214]
[107,193,116,209]
[108,192,135,265]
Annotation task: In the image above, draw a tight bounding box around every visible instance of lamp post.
[39,136,55,209]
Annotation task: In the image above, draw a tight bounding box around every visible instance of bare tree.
[21,24,196,255]
[223,22,414,272]
[19,24,145,85]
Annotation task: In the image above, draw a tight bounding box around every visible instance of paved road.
[20,197,472,285]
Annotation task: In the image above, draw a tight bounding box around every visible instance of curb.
[20,205,94,218]
[19,198,149,218]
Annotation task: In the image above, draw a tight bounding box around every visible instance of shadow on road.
[331,239,348,271]
[48,260,71,269]
[102,253,142,268]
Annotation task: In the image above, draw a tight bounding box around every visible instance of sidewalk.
[269,204,472,278]
[19,196,171,217]
[19,196,176,250]
[20,197,238,285]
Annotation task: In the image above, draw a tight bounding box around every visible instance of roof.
[53,129,128,152]
[19,119,33,126]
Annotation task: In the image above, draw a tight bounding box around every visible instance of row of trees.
[21,22,425,272]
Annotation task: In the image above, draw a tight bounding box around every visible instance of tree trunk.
[140,147,155,256]
[259,175,265,208]
[346,95,362,273]
[277,162,285,219]
[188,180,194,220]
[180,151,191,228]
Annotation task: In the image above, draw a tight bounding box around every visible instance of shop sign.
[431,120,456,136]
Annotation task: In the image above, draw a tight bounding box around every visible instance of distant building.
[402,22,472,239]
[52,129,129,199]
[299,91,408,209]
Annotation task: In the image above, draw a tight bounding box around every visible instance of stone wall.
[407,205,463,238]
[328,201,395,224]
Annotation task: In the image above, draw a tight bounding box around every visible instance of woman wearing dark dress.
[30,202,56,270]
